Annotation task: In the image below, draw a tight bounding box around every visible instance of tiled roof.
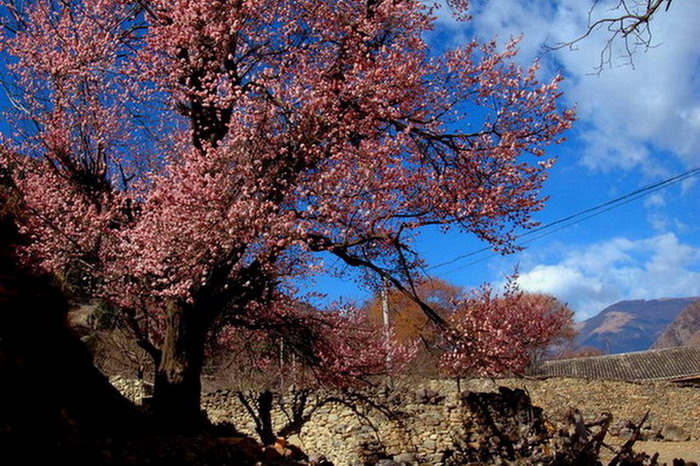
[531,347,700,381]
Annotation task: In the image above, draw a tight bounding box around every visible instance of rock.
[639,425,659,441]
[309,454,334,465]
[393,452,417,465]
[415,388,445,405]
[424,452,444,464]
[375,460,400,466]
[661,424,690,442]
[422,414,443,427]
[423,439,436,449]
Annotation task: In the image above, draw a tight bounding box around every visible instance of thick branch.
[306,233,447,327]
[123,306,162,365]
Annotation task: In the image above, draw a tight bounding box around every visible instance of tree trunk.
[152,300,209,432]
[237,390,277,446]
[256,390,276,446]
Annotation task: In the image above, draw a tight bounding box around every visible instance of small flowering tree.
[0,0,573,429]
[362,276,573,378]
[440,282,574,378]
[211,304,416,445]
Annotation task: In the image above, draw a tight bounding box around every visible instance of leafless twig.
[547,0,674,74]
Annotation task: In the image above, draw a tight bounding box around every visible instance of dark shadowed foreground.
[0,196,308,466]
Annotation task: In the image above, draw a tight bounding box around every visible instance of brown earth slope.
[653,299,700,348]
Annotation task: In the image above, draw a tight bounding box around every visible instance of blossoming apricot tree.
[0,0,573,429]
[440,284,575,377]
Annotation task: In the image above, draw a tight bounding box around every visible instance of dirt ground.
[600,441,700,464]
[637,441,700,463]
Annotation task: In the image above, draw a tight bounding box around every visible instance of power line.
[428,166,700,275]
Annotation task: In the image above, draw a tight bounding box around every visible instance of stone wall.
[110,375,153,405]
[460,377,700,442]
[198,378,700,466]
[110,377,700,465]
[202,385,527,465]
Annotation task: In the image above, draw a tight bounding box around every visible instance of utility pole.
[279,338,284,392]
[381,277,393,388]
[381,277,390,333]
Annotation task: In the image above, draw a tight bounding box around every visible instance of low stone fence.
[110,375,152,404]
[202,384,548,465]
[464,377,700,442]
[111,376,700,465]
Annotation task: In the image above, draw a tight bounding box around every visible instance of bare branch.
[547,0,673,73]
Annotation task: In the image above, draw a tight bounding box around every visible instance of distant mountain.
[575,298,700,354]
[652,299,700,349]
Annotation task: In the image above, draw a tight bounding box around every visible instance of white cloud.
[515,233,700,320]
[434,0,700,173]
[646,212,669,232]
[643,193,665,208]
[681,176,698,194]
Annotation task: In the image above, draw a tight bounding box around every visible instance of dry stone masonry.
[113,377,700,465]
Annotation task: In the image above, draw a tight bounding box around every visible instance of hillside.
[575,298,699,354]
[652,299,700,349]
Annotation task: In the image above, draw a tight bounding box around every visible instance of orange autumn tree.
[364,278,461,346]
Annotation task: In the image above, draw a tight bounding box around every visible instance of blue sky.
[316,0,700,321]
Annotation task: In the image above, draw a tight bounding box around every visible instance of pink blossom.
[1,0,573,385]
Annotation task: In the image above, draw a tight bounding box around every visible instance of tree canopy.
[0,0,573,429]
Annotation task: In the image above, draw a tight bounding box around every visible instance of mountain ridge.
[652,299,700,349]
[575,297,700,354]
